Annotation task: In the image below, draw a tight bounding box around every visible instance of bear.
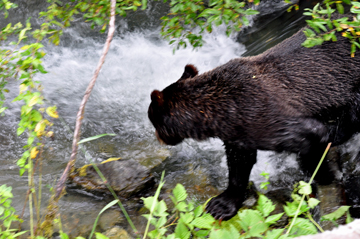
[148,23,360,220]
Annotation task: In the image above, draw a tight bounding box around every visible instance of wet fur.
[148,26,360,220]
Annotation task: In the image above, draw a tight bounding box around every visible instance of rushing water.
[1,0,354,236]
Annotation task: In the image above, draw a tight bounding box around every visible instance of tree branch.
[55,0,116,199]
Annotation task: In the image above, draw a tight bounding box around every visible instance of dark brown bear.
[148,26,360,220]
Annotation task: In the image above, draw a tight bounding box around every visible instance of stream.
[1,0,360,237]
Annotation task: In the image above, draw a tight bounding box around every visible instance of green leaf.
[298,181,311,195]
[351,43,356,55]
[209,225,240,239]
[265,213,284,224]
[308,198,320,209]
[0,107,7,114]
[238,209,268,236]
[141,0,147,10]
[191,217,214,229]
[244,9,259,15]
[173,184,188,202]
[78,133,116,144]
[279,235,290,239]
[194,229,210,237]
[2,199,12,208]
[37,64,48,74]
[326,19,333,30]
[283,199,308,217]
[175,221,190,239]
[156,216,167,228]
[176,201,188,212]
[142,196,157,210]
[60,232,70,239]
[95,233,110,239]
[313,22,327,32]
[0,206,4,216]
[18,28,27,42]
[193,205,204,218]
[166,234,176,239]
[257,194,275,217]
[148,228,167,238]
[180,212,194,224]
[288,218,317,236]
[321,206,351,221]
[31,110,42,122]
[346,210,354,224]
[351,2,360,8]
[336,3,344,14]
[323,33,334,41]
[265,228,285,239]
[19,168,26,176]
[154,200,168,217]
[209,0,220,6]
[198,8,221,18]
[302,37,324,48]
[17,127,26,136]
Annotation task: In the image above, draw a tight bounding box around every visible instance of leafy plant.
[302,1,360,56]
[141,144,353,239]
[160,0,260,50]
[141,181,352,239]
[0,0,358,238]
[260,171,270,191]
[0,185,26,239]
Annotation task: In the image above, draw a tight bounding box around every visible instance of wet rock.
[138,148,171,169]
[317,183,346,230]
[239,0,319,56]
[98,209,123,232]
[69,158,155,198]
[104,226,132,239]
[252,0,297,18]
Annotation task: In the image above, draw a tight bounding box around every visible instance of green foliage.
[160,0,259,50]
[303,1,360,56]
[0,0,149,237]
[0,19,57,184]
[0,0,358,238]
[34,0,148,38]
[0,0,17,18]
[260,171,270,190]
[321,206,353,226]
[141,180,353,239]
[141,145,352,238]
[0,185,26,239]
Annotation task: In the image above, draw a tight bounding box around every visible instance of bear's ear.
[151,90,164,106]
[180,64,198,80]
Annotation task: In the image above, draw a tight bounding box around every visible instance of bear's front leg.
[206,143,257,220]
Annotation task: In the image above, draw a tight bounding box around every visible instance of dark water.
[1,0,358,236]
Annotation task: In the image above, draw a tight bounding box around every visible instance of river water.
[2,0,357,237]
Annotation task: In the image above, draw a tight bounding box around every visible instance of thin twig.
[55,0,116,199]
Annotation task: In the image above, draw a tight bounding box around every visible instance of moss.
[39,194,61,237]
[77,164,91,177]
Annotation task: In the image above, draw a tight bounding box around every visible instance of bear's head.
[148,64,198,145]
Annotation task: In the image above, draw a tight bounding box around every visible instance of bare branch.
[55,0,117,199]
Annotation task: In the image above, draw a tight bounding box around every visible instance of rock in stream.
[68,158,155,198]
